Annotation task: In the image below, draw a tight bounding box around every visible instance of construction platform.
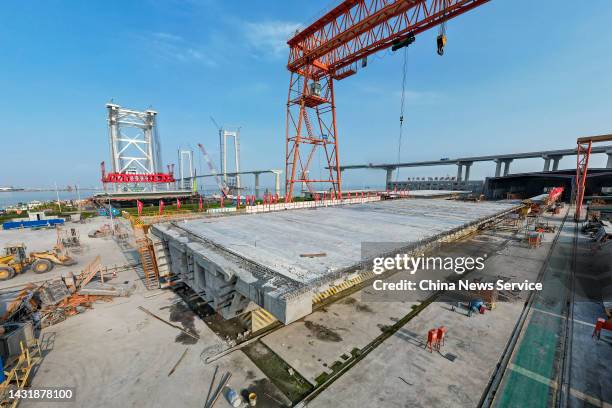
[150,199,521,324]
[91,190,194,207]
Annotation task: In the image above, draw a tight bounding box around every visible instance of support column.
[272,170,281,197]
[542,155,551,172]
[607,149,612,168]
[456,164,463,183]
[463,162,473,184]
[503,159,513,176]
[552,155,562,171]
[494,159,502,177]
[385,167,396,190]
[254,172,261,199]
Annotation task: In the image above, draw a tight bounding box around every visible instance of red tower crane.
[284,0,490,201]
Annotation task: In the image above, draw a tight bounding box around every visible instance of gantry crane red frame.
[575,134,612,221]
[100,161,175,184]
[284,0,490,201]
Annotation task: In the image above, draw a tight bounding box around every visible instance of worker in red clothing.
[426,329,438,353]
[436,326,448,349]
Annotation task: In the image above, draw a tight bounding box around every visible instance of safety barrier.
[245,196,381,214]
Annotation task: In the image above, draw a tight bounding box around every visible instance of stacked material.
[0,258,135,329]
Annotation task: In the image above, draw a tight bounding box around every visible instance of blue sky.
[1,0,611,190]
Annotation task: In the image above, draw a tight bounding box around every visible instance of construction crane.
[284,0,490,201]
[197,143,230,198]
[575,134,612,220]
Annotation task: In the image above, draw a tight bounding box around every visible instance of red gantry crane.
[284,0,490,201]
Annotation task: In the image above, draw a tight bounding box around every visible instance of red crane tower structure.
[575,134,612,221]
[284,0,490,201]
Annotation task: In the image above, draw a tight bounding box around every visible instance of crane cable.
[396,46,409,182]
[437,0,448,55]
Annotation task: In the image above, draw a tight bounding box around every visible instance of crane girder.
[287,0,489,77]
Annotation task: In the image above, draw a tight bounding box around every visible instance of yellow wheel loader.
[0,243,76,281]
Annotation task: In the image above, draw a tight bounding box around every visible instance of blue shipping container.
[2,219,64,230]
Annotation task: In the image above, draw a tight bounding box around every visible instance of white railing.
[245,196,380,214]
[207,207,237,214]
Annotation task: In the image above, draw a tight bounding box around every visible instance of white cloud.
[244,21,301,58]
[147,31,216,67]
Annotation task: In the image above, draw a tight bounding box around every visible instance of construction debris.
[88,224,112,238]
[535,221,556,233]
[137,306,199,341]
[57,226,81,248]
[204,366,219,406]
[167,347,189,377]
[39,279,71,306]
[78,281,135,297]
[0,257,133,330]
[205,371,232,408]
[299,253,327,258]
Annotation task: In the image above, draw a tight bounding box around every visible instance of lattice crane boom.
[197,143,230,198]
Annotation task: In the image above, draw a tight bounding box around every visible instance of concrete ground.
[261,226,519,386]
[5,208,604,408]
[0,216,133,289]
[262,292,417,386]
[569,235,612,407]
[0,216,289,408]
[23,278,290,408]
[493,213,612,408]
[493,215,575,408]
[305,212,566,408]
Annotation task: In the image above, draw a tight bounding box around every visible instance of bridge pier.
[459,162,473,184]
[494,159,502,177]
[271,170,282,197]
[542,155,551,172]
[503,159,513,176]
[552,155,562,171]
[385,167,396,189]
[607,148,612,168]
[456,164,463,183]
[254,172,261,199]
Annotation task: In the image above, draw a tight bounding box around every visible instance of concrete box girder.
[151,199,519,324]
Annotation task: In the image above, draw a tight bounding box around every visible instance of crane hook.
[436,34,446,56]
